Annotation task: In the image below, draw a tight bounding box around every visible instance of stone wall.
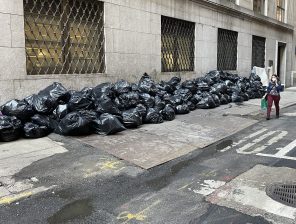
[0,0,294,104]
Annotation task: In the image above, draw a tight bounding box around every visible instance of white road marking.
[274,139,296,157]
[283,112,296,116]
[236,131,276,154]
[191,180,226,196]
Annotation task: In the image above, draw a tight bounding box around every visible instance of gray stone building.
[0,0,295,103]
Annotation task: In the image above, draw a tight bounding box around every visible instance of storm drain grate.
[266,182,296,208]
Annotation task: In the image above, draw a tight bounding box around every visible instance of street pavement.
[0,90,296,223]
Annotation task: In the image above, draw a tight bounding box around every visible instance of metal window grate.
[161,16,195,72]
[217,28,238,71]
[252,35,266,68]
[24,0,105,75]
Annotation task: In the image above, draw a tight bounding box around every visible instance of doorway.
[276,42,286,83]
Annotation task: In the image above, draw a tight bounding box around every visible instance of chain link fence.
[24,0,105,75]
[161,16,195,72]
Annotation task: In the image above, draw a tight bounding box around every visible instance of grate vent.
[266,182,296,208]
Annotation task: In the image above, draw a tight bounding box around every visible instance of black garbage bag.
[0,116,22,142]
[190,94,203,105]
[249,72,261,82]
[224,80,234,87]
[205,70,221,82]
[212,83,227,94]
[92,83,116,99]
[114,79,132,95]
[31,114,56,131]
[68,89,94,112]
[154,96,166,111]
[174,88,193,102]
[122,109,142,128]
[95,95,122,115]
[231,92,243,103]
[38,82,70,103]
[31,94,59,114]
[92,113,126,135]
[187,101,196,111]
[242,93,249,101]
[1,99,34,121]
[55,111,96,136]
[166,95,183,106]
[197,81,210,91]
[161,104,175,121]
[182,80,197,93]
[23,122,51,139]
[220,94,229,105]
[53,104,68,120]
[131,83,139,92]
[167,76,181,86]
[118,92,140,109]
[139,93,155,108]
[158,81,175,93]
[138,73,158,95]
[212,94,221,107]
[144,108,163,124]
[176,104,190,114]
[135,104,147,118]
[196,95,216,109]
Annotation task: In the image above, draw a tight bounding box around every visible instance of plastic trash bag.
[31,114,56,130]
[182,80,197,93]
[139,93,155,108]
[174,88,193,102]
[231,92,243,103]
[176,104,190,114]
[53,104,68,120]
[135,104,147,118]
[114,79,132,95]
[196,95,216,109]
[68,89,94,112]
[166,95,183,106]
[92,113,126,135]
[212,94,221,107]
[154,96,166,111]
[38,82,70,103]
[23,122,51,139]
[92,83,116,99]
[219,95,229,105]
[0,116,22,142]
[167,77,181,87]
[95,95,122,115]
[190,94,203,105]
[118,92,140,109]
[138,73,158,95]
[122,109,142,128]
[1,99,34,121]
[55,111,96,136]
[161,104,175,121]
[144,108,163,124]
[187,101,196,111]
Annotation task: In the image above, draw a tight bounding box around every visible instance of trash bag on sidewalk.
[176,104,190,114]
[68,89,94,112]
[166,95,183,106]
[187,101,196,111]
[53,104,68,120]
[144,108,163,124]
[122,109,142,128]
[138,73,158,95]
[1,99,34,121]
[23,122,51,139]
[114,79,132,95]
[135,104,147,117]
[118,92,140,109]
[231,92,243,103]
[182,80,197,93]
[219,94,229,105]
[95,95,122,115]
[31,94,58,114]
[161,104,175,121]
[196,96,216,109]
[154,96,166,111]
[174,88,193,102]
[55,110,96,136]
[167,76,181,87]
[92,83,116,99]
[31,114,56,130]
[0,116,22,142]
[92,113,126,135]
[139,93,155,108]
[190,94,203,105]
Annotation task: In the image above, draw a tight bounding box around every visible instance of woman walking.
[266,74,282,120]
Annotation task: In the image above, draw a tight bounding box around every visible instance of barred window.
[276,0,285,22]
[161,16,195,72]
[24,0,105,75]
[253,0,265,14]
[217,28,238,71]
[252,35,266,68]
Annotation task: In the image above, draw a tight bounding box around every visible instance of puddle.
[216,139,233,151]
[47,198,93,224]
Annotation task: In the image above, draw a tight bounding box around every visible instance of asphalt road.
[1,105,296,224]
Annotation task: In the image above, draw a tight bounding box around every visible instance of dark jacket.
[267,81,282,94]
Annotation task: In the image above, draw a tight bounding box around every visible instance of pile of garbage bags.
[0,70,265,142]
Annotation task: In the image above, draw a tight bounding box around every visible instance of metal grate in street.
[266,182,296,208]
[24,0,105,75]
[161,16,195,72]
[217,28,238,71]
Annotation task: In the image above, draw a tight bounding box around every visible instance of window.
[253,0,265,14]
[217,28,238,71]
[24,0,105,75]
[161,16,195,72]
[276,0,285,22]
[252,35,266,68]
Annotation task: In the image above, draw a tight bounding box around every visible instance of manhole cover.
[266,182,296,208]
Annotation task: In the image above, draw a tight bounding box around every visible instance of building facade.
[0,0,295,103]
